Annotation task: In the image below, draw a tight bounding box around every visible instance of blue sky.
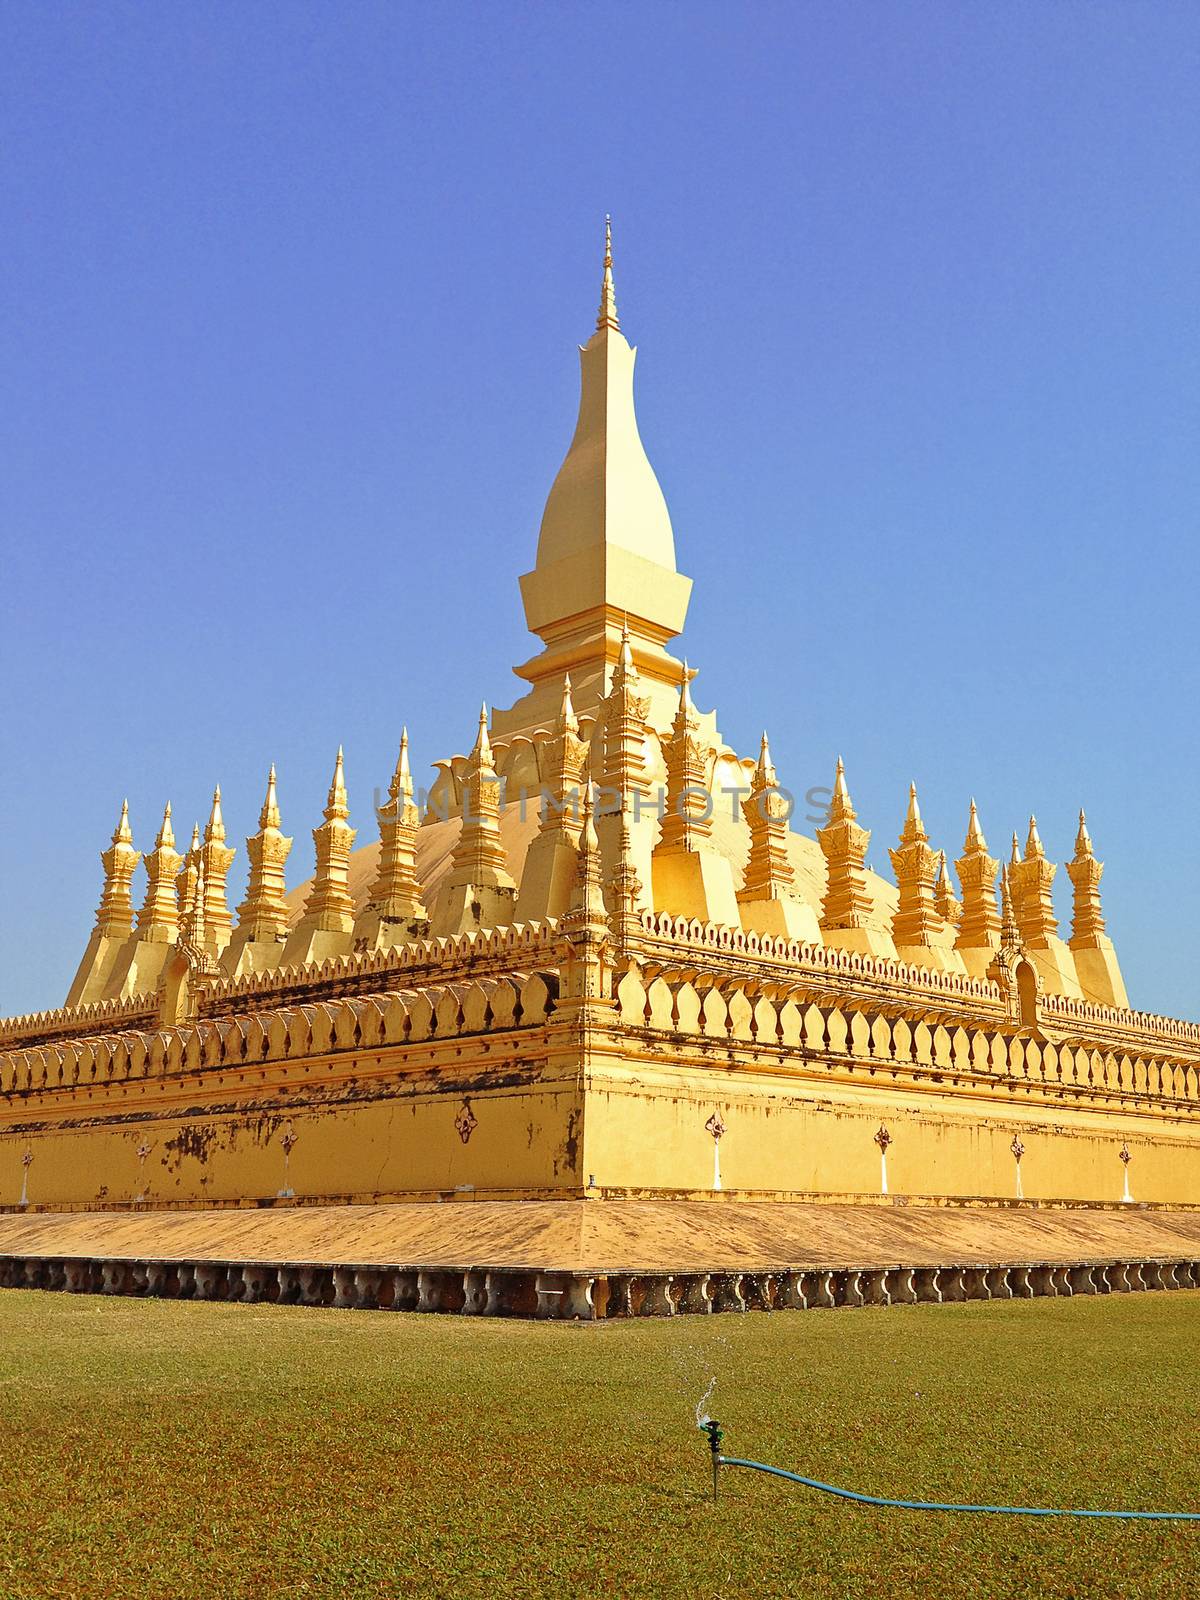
[1,2,1197,1018]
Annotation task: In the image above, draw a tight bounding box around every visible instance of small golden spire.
[756,731,776,787]
[91,798,142,940]
[899,781,928,845]
[829,755,854,822]
[1075,807,1094,858]
[155,800,175,850]
[200,784,236,950]
[569,783,605,918]
[596,214,620,333]
[955,799,1000,951]
[114,799,133,846]
[890,783,939,945]
[234,766,293,945]
[616,619,635,680]
[326,746,349,820]
[1012,814,1057,945]
[818,757,873,929]
[471,704,494,768]
[934,849,961,928]
[659,661,710,853]
[739,729,794,904]
[965,798,986,851]
[136,801,182,942]
[1010,831,1021,867]
[440,703,514,906]
[205,784,226,844]
[387,731,413,806]
[1000,863,1019,949]
[296,748,358,935]
[260,764,281,830]
[557,674,579,735]
[1067,807,1107,947]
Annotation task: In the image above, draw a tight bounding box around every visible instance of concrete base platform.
[3,1200,1200,1318]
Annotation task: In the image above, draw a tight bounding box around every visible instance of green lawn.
[1,1290,1198,1599]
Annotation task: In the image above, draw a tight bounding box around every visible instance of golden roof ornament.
[1067,806,1108,948]
[199,783,236,952]
[361,730,427,931]
[739,729,796,904]
[233,765,294,945]
[136,801,183,944]
[889,782,940,948]
[93,799,141,939]
[817,757,873,930]
[955,799,1001,951]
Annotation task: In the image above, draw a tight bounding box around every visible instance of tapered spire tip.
[596,214,620,333]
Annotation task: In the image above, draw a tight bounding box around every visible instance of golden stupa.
[2,225,1198,1319]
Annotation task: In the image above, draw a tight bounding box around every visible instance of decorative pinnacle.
[829,755,855,822]
[155,801,175,850]
[557,673,579,735]
[1075,807,1094,858]
[388,730,413,803]
[1000,864,1018,946]
[596,214,620,333]
[964,798,987,852]
[1025,814,1044,859]
[1010,831,1021,866]
[579,781,599,856]
[113,799,134,846]
[618,619,633,671]
[757,732,776,787]
[326,746,349,818]
[471,704,493,767]
[205,784,225,843]
[260,765,281,830]
[901,781,927,843]
[935,850,950,890]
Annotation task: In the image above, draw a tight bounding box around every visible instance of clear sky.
[1,2,1197,1019]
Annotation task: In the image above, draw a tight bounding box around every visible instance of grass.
[1,1291,1198,1599]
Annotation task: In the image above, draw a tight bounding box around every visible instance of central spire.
[500,218,693,739]
[596,215,619,333]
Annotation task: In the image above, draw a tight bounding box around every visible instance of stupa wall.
[3,945,1200,1208]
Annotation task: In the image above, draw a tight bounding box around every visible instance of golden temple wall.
[3,925,1199,1209]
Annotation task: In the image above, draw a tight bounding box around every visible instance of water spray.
[699,1421,1200,1522]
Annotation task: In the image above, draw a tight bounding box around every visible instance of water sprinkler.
[699,1417,724,1500]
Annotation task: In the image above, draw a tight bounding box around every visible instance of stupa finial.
[205,784,225,844]
[757,731,776,787]
[388,731,413,805]
[899,780,928,845]
[260,765,281,829]
[326,746,348,819]
[1025,814,1044,859]
[557,674,579,735]
[471,704,494,768]
[965,797,986,851]
[1075,807,1094,858]
[155,800,175,850]
[596,214,620,333]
